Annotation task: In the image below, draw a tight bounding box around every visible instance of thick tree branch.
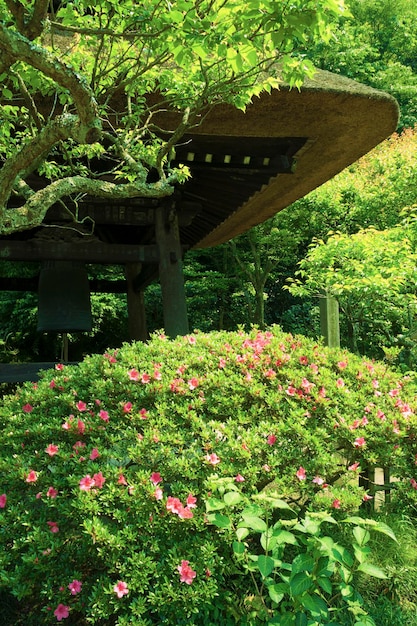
[0,114,85,208]
[0,24,100,139]
[0,175,178,234]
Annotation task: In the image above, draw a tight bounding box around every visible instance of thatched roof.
[183,68,398,248]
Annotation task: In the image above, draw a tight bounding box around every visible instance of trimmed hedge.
[1,328,417,624]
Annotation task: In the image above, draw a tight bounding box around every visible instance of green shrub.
[1,328,417,624]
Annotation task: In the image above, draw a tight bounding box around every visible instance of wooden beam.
[0,276,130,293]
[0,240,160,264]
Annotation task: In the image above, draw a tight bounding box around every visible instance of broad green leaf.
[207,512,231,528]
[267,582,287,604]
[357,562,388,579]
[236,527,250,541]
[257,554,275,578]
[224,491,242,507]
[232,541,245,556]
[301,592,329,618]
[291,553,315,574]
[205,497,226,512]
[274,529,298,545]
[290,572,312,595]
[294,611,308,626]
[317,575,332,594]
[241,514,267,533]
[353,526,370,547]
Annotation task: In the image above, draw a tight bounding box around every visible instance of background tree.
[286,223,417,366]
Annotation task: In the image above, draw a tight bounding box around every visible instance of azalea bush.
[1,328,417,624]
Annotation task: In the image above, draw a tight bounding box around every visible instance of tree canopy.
[0,0,346,235]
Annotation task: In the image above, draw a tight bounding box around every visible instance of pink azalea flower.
[26,470,38,483]
[177,560,196,584]
[150,472,162,486]
[377,409,386,421]
[123,402,133,413]
[73,441,86,451]
[332,499,341,509]
[92,472,105,488]
[45,444,59,456]
[337,361,348,369]
[166,496,183,515]
[178,505,193,519]
[47,521,59,533]
[55,363,64,371]
[128,369,139,381]
[113,580,129,598]
[348,462,360,471]
[267,434,276,446]
[47,487,58,498]
[153,369,162,380]
[0,494,7,508]
[187,335,196,345]
[77,419,85,434]
[54,604,70,621]
[354,437,366,448]
[99,409,109,422]
[218,358,227,369]
[118,474,128,485]
[22,403,33,413]
[68,579,82,595]
[141,373,151,384]
[139,408,148,419]
[410,478,417,490]
[186,494,197,508]
[299,356,308,365]
[312,476,324,485]
[235,474,245,482]
[205,453,220,465]
[336,378,345,388]
[188,377,199,390]
[76,401,87,412]
[153,487,163,500]
[286,385,296,396]
[296,466,306,481]
[79,475,95,491]
[363,494,373,502]
[90,448,100,460]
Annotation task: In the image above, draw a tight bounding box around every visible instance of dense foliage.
[1,328,417,624]
[0,0,345,234]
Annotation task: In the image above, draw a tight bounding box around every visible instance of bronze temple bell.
[37,261,92,333]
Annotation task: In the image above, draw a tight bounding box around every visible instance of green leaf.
[301,592,329,618]
[205,497,226,512]
[317,575,332,594]
[267,582,287,604]
[291,553,315,574]
[207,512,231,528]
[224,491,242,506]
[240,514,267,533]
[357,562,388,579]
[294,611,308,626]
[233,541,245,555]
[236,527,250,541]
[353,526,370,546]
[274,529,298,545]
[257,554,275,578]
[290,572,312,595]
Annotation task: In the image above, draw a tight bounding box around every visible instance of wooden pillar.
[155,204,189,337]
[320,292,340,348]
[125,263,148,341]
